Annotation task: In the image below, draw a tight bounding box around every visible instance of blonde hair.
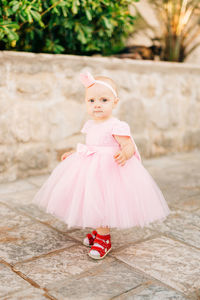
[94,75,118,98]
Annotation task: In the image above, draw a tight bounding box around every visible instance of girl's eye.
[89,99,94,102]
[102,99,108,102]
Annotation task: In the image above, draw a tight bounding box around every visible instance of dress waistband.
[76,143,119,156]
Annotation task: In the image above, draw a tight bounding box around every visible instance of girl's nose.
[95,102,101,108]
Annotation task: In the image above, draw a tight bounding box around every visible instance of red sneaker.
[83,230,97,247]
[88,233,112,260]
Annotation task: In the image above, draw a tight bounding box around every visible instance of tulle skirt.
[32,143,171,229]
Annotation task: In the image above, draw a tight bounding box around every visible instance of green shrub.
[0,0,139,55]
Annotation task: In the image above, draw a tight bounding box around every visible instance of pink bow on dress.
[76,143,97,156]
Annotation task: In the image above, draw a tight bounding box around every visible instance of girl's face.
[85,83,119,121]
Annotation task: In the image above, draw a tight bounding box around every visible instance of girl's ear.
[114,97,119,105]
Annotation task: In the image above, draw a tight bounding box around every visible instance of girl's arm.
[113,135,136,166]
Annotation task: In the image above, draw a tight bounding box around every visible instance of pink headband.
[80,71,117,98]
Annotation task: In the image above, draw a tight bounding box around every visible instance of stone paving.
[0,150,200,300]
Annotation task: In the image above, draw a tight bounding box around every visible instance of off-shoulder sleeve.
[111,121,131,137]
[81,120,91,133]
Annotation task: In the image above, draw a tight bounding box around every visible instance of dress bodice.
[81,117,120,147]
[81,117,142,162]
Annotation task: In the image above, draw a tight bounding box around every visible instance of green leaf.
[6,28,19,41]
[102,16,113,30]
[77,28,87,44]
[61,6,68,17]
[7,8,14,16]
[54,44,65,53]
[30,10,41,22]
[52,6,60,15]
[0,21,20,29]
[38,19,45,28]
[0,31,5,39]
[27,12,33,23]
[19,11,27,22]
[12,3,20,13]
[85,8,92,21]
[72,0,80,14]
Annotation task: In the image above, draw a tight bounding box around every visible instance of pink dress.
[32,116,171,229]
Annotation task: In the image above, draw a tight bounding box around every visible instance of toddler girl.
[32,71,171,260]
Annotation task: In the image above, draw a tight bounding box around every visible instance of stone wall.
[0,51,199,183]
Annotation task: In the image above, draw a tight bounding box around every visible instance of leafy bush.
[0,0,139,55]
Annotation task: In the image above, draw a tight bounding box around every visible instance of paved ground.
[0,150,200,300]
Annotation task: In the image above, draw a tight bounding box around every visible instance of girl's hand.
[61,151,75,161]
[113,151,127,166]
[112,135,135,166]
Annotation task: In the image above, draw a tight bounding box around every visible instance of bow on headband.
[80,71,117,98]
